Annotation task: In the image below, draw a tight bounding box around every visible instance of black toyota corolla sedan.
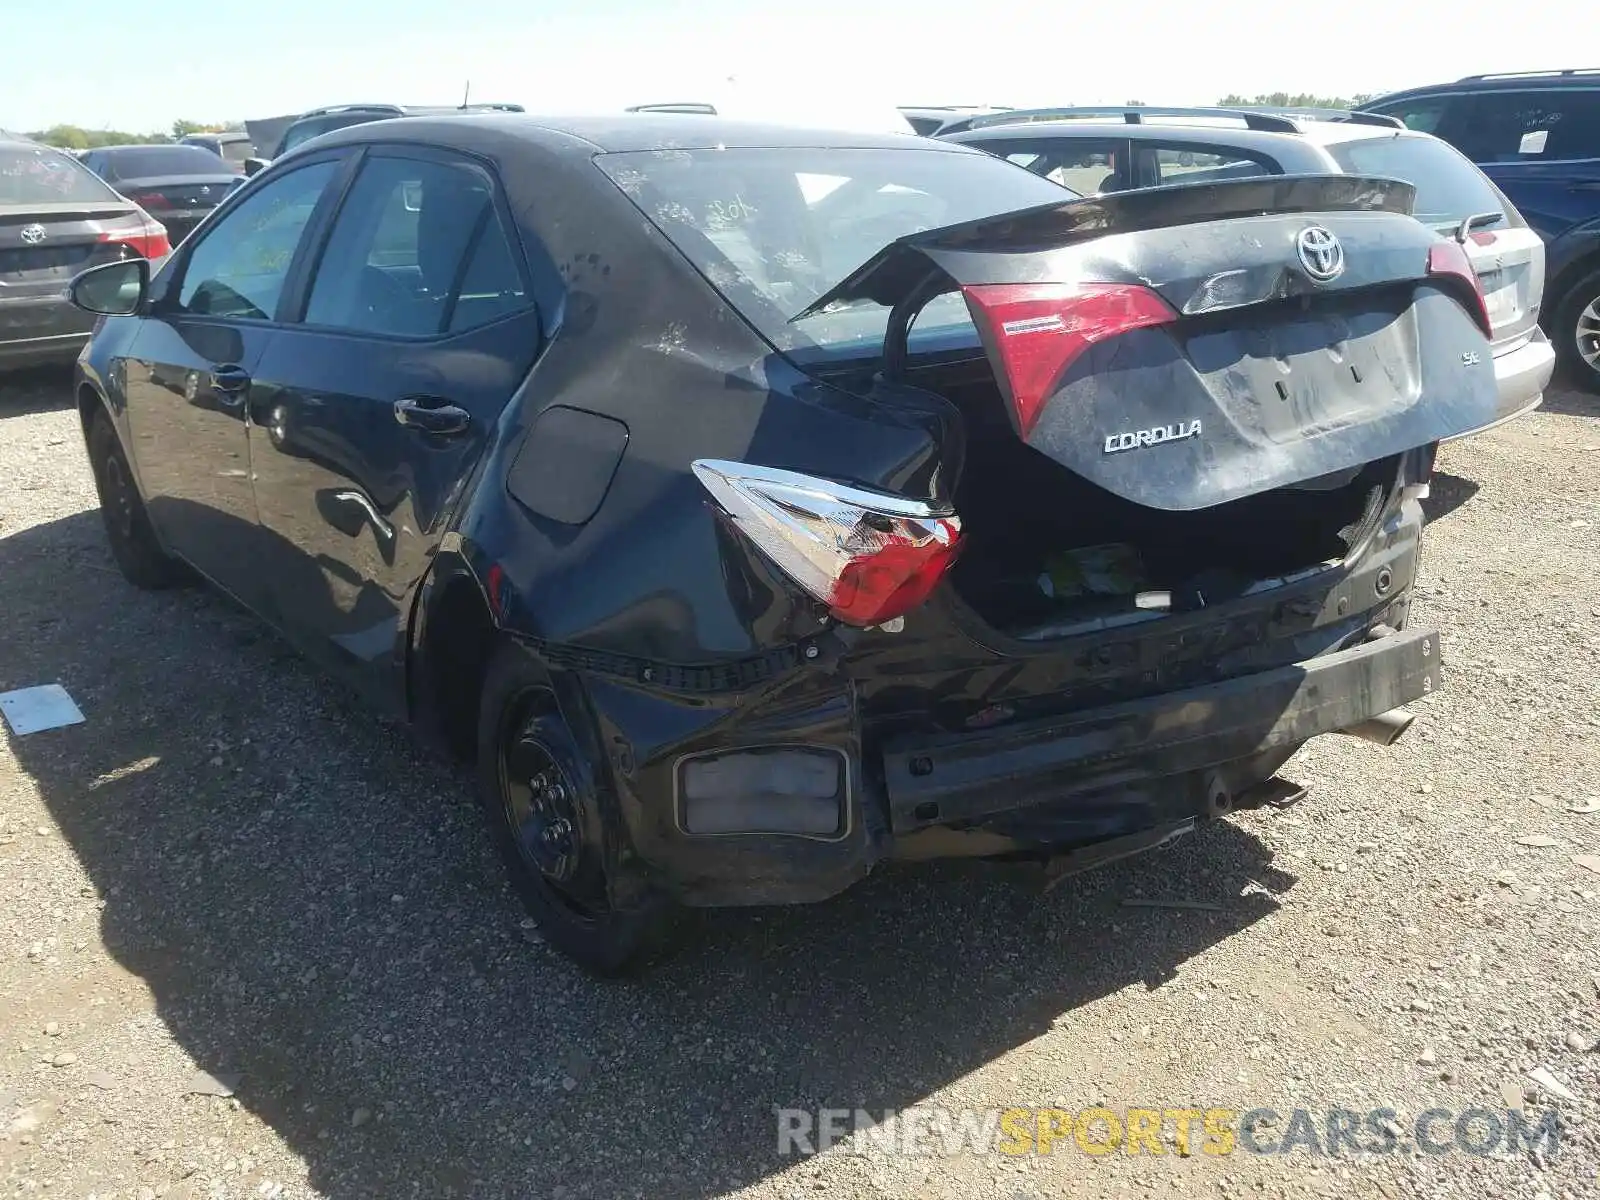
[68,112,1497,972]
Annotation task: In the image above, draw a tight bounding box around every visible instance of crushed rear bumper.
[879,624,1439,834]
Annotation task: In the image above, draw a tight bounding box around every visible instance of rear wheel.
[85,410,185,589]
[1553,267,1600,392]
[475,641,676,975]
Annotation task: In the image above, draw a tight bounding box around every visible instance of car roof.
[1368,68,1600,105]
[302,111,956,157]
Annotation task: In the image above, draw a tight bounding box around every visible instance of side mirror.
[243,157,270,177]
[69,258,149,316]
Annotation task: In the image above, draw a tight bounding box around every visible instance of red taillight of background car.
[691,459,963,628]
[961,282,1179,437]
[99,220,172,261]
[128,191,171,211]
[1426,241,1492,336]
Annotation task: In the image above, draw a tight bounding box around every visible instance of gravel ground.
[2,365,1598,1200]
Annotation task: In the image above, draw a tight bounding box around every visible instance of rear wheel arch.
[410,560,500,762]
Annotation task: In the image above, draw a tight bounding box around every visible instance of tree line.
[27,120,243,150]
[1217,92,1377,109]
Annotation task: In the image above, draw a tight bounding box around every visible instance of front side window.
[979,139,1122,192]
[175,160,337,320]
[302,155,528,337]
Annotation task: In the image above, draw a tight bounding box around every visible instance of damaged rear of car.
[552,150,1494,956]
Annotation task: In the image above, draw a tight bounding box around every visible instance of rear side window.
[973,139,1120,193]
[0,145,121,204]
[1451,89,1600,162]
[597,145,1069,358]
[302,155,528,337]
[1140,145,1275,186]
[1325,134,1506,225]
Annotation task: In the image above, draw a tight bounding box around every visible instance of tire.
[85,409,185,590]
[1552,267,1600,392]
[475,639,676,976]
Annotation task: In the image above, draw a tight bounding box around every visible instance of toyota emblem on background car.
[19,223,47,245]
[1297,225,1344,282]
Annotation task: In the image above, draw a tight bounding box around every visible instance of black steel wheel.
[475,641,676,975]
[85,409,185,590]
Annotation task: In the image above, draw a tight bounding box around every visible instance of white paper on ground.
[0,685,86,735]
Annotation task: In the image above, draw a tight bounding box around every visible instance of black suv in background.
[1362,72,1600,389]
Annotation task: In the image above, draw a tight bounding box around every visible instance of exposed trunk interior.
[905,355,1396,640]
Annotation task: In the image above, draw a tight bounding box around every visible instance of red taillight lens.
[691,460,963,629]
[99,221,171,261]
[1426,241,1492,336]
[827,523,963,626]
[962,282,1178,438]
[129,191,171,210]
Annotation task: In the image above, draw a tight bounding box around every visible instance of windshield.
[279,113,384,154]
[100,145,236,180]
[597,145,1072,359]
[1325,134,1507,226]
[0,145,122,204]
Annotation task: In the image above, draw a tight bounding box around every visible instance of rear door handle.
[393,395,472,436]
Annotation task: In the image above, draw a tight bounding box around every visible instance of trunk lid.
[797,175,1498,512]
[113,174,239,214]
[0,204,144,297]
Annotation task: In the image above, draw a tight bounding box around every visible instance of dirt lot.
[2,367,1598,1200]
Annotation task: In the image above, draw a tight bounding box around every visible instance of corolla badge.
[1296,225,1344,282]
[1103,420,1202,454]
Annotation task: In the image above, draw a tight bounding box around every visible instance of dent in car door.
[119,159,342,611]
[247,148,541,710]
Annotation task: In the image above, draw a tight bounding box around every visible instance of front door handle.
[211,363,251,396]
[393,395,472,436]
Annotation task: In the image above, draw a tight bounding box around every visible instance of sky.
[6,0,1589,134]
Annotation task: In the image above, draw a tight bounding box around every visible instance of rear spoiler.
[791,173,1418,321]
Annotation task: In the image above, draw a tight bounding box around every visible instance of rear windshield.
[1325,134,1507,226]
[0,145,121,204]
[597,145,1072,360]
[99,145,234,180]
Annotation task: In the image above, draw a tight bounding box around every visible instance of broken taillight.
[1426,241,1492,336]
[691,459,962,628]
[962,282,1178,438]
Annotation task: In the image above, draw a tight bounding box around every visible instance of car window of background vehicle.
[300,155,528,337]
[1449,89,1600,162]
[0,145,122,204]
[998,141,1122,193]
[175,161,338,321]
[1325,136,1507,225]
[96,145,237,183]
[1144,145,1275,185]
[1374,98,1451,134]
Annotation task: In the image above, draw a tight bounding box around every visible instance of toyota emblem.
[19,223,47,246]
[1296,226,1344,283]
